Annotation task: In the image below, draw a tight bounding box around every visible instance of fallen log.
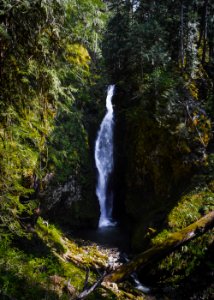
[103,210,214,283]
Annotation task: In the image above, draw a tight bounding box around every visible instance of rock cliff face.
[113,84,212,251]
[39,88,106,230]
[42,175,81,211]
[41,173,99,228]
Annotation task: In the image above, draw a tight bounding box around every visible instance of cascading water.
[95,85,115,228]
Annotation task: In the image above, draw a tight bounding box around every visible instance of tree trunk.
[180,0,184,70]
[103,210,214,283]
[202,0,208,65]
[208,38,214,63]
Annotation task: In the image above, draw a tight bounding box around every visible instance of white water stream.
[95,85,115,227]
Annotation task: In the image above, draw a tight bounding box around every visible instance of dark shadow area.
[170,241,214,300]
[71,225,131,253]
[12,233,51,258]
[139,240,214,300]
[0,269,59,300]
[111,85,195,251]
[112,86,129,224]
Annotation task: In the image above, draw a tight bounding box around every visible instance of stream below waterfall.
[72,224,151,295]
[72,224,131,252]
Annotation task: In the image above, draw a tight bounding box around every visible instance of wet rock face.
[45,176,82,211]
[112,84,212,252]
[41,175,99,229]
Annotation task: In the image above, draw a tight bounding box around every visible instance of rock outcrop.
[41,174,99,228]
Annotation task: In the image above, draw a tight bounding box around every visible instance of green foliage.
[0,1,109,295]
[0,0,213,297]
[48,111,89,182]
[0,217,128,299]
[103,5,213,296]
[0,0,106,237]
[104,0,213,249]
[149,153,214,285]
[152,232,213,285]
[0,222,86,299]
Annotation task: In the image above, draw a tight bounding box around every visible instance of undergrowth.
[150,154,214,285]
[0,219,86,299]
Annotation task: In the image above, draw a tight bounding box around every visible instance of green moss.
[36,217,67,253]
[0,218,116,299]
[168,190,212,229]
[149,153,214,285]
[150,229,171,245]
[0,221,90,299]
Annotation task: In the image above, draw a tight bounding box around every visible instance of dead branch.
[75,271,107,300]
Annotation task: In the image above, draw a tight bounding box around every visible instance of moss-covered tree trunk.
[103,211,214,283]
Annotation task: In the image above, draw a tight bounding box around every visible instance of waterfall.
[95,85,115,228]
